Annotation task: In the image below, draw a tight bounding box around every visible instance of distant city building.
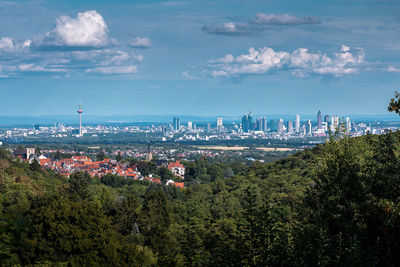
[173,117,180,131]
[269,119,278,131]
[295,114,300,133]
[331,116,340,132]
[242,111,253,133]
[306,120,312,135]
[322,122,328,132]
[324,115,330,123]
[317,110,322,129]
[288,121,293,134]
[207,123,211,132]
[248,111,253,131]
[256,117,267,132]
[162,125,167,137]
[217,118,223,132]
[278,118,284,134]
[346,117,351,132]
[34,124,40,131]
[187,121,193,130]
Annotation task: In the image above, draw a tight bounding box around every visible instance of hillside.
[1,131,400,266]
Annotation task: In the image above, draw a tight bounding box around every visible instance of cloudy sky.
[1,0,400,116]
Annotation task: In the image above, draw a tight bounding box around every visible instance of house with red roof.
[167,161,185,179]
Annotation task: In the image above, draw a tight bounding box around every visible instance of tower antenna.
[77,103,83,137]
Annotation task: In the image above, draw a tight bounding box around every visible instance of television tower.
[77,103,83,136]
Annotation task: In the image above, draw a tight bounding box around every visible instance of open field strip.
[255,147,295,151]
[195,146,249,150]
[196,146,296,151]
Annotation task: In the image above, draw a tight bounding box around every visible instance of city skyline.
[1,0,400,116]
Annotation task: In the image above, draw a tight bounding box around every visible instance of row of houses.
[13,148,185,188]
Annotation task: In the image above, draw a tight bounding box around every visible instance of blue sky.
[1,0,400,116]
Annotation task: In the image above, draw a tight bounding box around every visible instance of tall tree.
[97,151,106,161]
[388,91,400,114]
[68,172,91,200]
[29,159,41,172]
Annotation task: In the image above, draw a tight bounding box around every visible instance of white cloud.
[252,13,320,25]
[86,65,137,74]
[70,49,143,67]
[18,63,67,72]
[182,70,198,79]
[202,13,320,36]
[386,66,400,72]
[128,37,152,48]
[0,10,147,77]
[207,54,234,64]
[207,45,365,77]
[41,10,110,47]
[0,37,31,52]
[202,22,249,35]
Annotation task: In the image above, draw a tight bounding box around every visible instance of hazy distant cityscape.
[1,105,399,147]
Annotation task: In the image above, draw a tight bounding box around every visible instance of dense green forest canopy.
[1,130,400,266]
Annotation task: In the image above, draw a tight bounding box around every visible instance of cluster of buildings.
[169,111,386,141]
[0,104,398,144]
[11,147,185,188]
[239,111,352,136]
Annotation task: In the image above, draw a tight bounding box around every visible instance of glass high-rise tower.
[295,114,300,133]
[317,110,322,130]
[241,111,253,133]
[173,117,180,131]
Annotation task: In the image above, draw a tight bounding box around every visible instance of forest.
[1,127,400,266]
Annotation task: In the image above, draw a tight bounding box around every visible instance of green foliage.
[156,166,175,182]
[2,129,400,265]
[97,150,106,161]
[116,152,122,162]
[137,161,157,177]
[100,174,134,188]
[68,172,91,199]
[20,195,154,266]
[29,158,41,172]
[297,133,400,266]
[388,91,400,114]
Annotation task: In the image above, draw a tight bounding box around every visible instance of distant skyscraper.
[187,121,193,130]
[317,110,322,129]
[324,115,330,123]
[269,119,277,131]
[306,120,312,135]
[217,118,223,132]
[173,117,180,131]
[346,117,351,132]
[242,115,248,133]
[241,111,253,133]
[162,125,167,137]
[278,118,284,134]
[256,117,267,132]
[248,111,253,131]
[207,123,211,132]
[295,114,300,133]
[288,121,293,134]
